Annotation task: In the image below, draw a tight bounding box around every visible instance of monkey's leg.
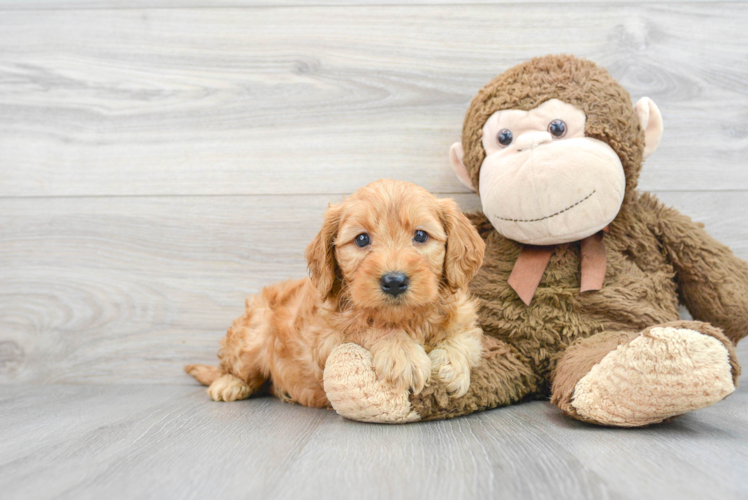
[551,321,740,427]
[323,335,539,423]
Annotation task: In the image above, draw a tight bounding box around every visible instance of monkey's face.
[477,99,625,245]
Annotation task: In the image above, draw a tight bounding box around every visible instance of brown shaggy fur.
[404,55,748,422]
[185,179,486,407]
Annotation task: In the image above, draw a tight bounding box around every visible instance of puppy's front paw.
[429,348,471,398]
[372,341,431,395]
[207,374,251,402]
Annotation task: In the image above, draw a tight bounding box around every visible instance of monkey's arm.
[654,200,748,345]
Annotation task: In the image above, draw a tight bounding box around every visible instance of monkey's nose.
[380,272,409,297]
[516,131,553,151]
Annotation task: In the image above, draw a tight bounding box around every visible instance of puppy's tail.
[184,364,223,386]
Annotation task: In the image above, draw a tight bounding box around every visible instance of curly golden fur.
[185,179,486,407]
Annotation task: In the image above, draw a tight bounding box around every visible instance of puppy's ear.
[305,203,342,299]
[439,198,486,290]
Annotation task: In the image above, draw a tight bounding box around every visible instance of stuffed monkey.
[323,55,747,426]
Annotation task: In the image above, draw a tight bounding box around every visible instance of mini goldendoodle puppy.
[185,179,486,408]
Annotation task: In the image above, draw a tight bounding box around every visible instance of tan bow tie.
[507,226,609,306]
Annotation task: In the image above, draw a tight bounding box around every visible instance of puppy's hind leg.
[185,364,251,401]
[187,363,265,402]
[196,294,273,402]
[207,373,254,402]
[184,364,223,386]
[185,364,252,401]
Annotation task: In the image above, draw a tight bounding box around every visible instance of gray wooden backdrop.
[3,3,748,500]
[1,1,747,385]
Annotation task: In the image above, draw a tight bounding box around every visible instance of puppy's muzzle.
[380,272,409,297]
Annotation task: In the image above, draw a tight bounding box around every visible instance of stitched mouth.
[494,190,596,223]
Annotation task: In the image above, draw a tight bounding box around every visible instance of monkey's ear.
[635,97,664,159]
[305,203,342,299]
[449,142,476,192]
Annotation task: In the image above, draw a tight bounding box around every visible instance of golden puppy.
[185,179,486,407]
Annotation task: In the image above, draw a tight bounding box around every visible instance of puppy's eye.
[354,233,370,248]
[413,230,429,243]
[548,119,567,138]
[497,129,513,147]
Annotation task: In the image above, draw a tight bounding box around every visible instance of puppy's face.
[335,185,446,310]
[306,179,485,318]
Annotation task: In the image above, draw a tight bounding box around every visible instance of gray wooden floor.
[2,1,748,499]
[1,381,748,500]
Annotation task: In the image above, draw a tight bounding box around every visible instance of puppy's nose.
[380,272,409,297]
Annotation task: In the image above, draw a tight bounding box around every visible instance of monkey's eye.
[548,119,567,138]
[413,230,429,243]
[354,233,370,248]
[497,129,513,147]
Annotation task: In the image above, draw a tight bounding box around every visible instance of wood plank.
[1,190,747,384]
[508,386,748,500]
[0,0,730,10]
[0,193,478,384]
[1,4,747,196]
[0,383,746,500]
[0,385,328,499]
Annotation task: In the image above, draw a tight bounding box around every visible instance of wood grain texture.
[1,191,746,384]
[1,4,747,197]
[1,4,747,495]
[0,193,478,384]
[0,383,747,500]
[0,0,734,10]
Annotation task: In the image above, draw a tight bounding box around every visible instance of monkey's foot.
[324,343,421,424]
[571,325,737,427]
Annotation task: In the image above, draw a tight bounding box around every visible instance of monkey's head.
[450,55,663,245]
